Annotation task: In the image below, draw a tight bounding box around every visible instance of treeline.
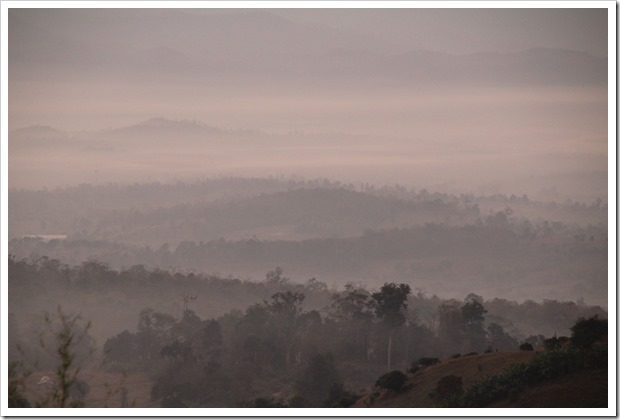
[9,178,607,246]
[9,218,608,305]
[9,257,606,359]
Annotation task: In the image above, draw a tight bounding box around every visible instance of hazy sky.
[8,7,608,129]
[268,8,608,57]
[7,6,611,199]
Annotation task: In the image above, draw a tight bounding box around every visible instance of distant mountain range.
[9,9,607,87]
[9,118,261,147]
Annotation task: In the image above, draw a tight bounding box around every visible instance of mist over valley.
[6,6,611,411]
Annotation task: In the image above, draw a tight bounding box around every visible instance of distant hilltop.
[21,234,67,242]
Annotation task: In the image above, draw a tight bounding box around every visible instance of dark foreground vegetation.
[359,316,607,408]
[8,258,607,408]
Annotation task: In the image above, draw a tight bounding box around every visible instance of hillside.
[8,220,608,307]
[9,179,606,246]
[8,178,608,307]
[489,368,607,408]
[355,351,538,407]
[355,351,608,408]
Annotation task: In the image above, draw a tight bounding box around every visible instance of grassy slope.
[355,351,608,408]
[355,351,536,407]
[355,351,539,407]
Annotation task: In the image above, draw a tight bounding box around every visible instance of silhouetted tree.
[372,283,411,370]
[437,301,463,353]
[570,315,607,349]
[305,277,327,292]
[265,267,289,285]
[543,335,569,351]
[375,370,407,392]
[461,295,487,352]
[136,308,176,360]
[329,283,375,361]
[234,304,285,369]
[487,323,518,351]
[265,290,306,367]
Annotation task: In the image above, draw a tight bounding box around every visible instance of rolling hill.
[354,351,608,408]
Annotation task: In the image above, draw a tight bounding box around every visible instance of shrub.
[418,357,440,367]
[408,364,420,374]
[464,346,599,407]
[519,343,534,351]
[543,335,569,351]
[570,316,607,349]
[463,363,528,407]
[375,370,407,392]
[431,375,464,407]
[324,383,360,408]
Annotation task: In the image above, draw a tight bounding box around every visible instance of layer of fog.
[9,85,607,203]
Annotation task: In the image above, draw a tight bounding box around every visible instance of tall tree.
[372,283,411,370]
[329,284,375,361]
[437,301,463,353]
[570,315,607,349]
[265,291,306,367]
[486,322,518,351]
[461,295,487,352]
[136,308,176,360]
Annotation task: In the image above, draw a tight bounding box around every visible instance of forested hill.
[9,178,606,246]
[9,178,608,305]
[9,221,607,306]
